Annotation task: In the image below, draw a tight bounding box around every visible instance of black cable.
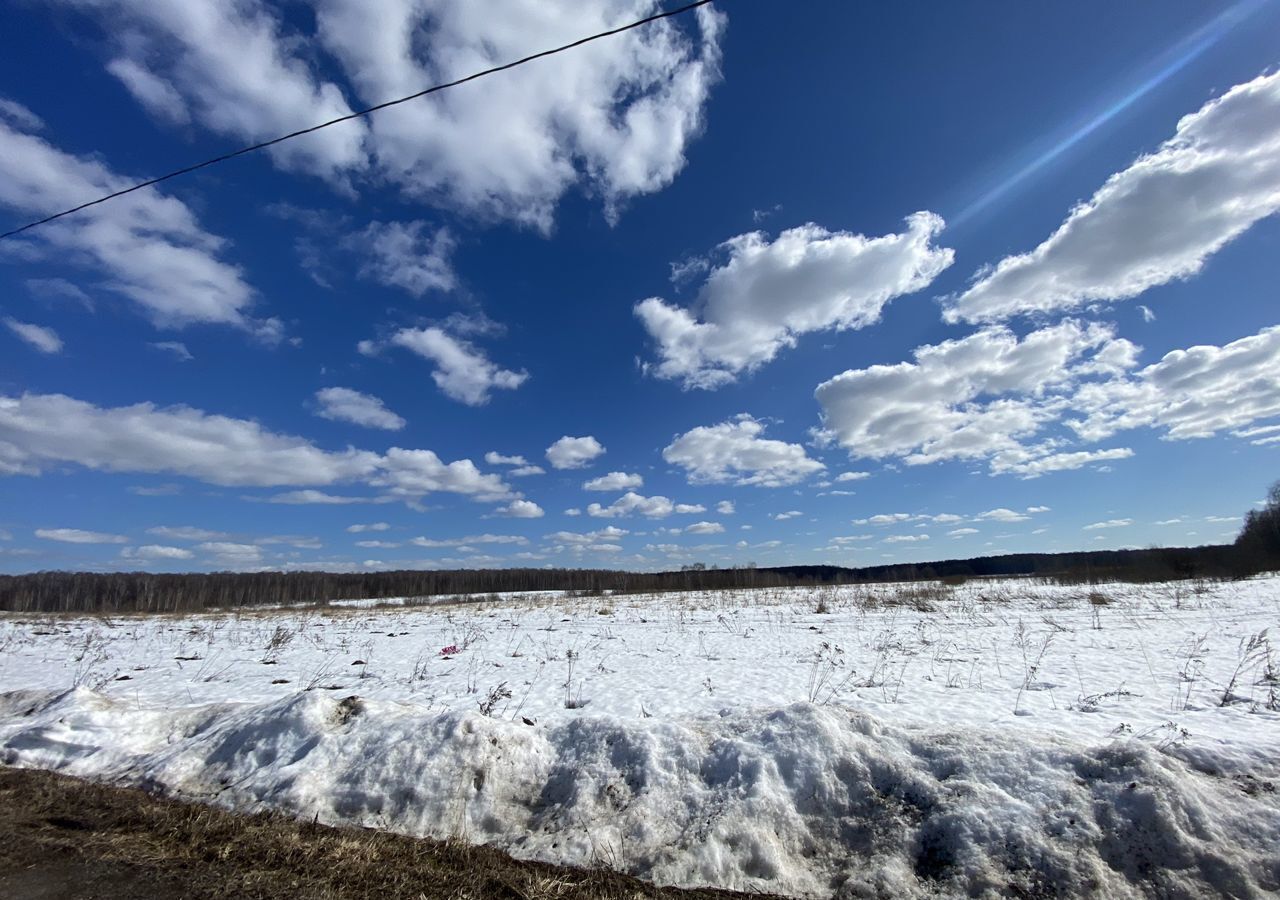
[0,0,718,241]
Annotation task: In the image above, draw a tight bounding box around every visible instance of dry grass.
[0,767,777,900]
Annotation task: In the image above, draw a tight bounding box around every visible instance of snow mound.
[2,689,1278,898]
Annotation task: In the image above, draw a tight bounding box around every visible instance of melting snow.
[2,576,1279,897]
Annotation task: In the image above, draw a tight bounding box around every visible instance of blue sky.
[2,0,1279,574]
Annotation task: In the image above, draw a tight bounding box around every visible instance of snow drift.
[2,687,1277,898]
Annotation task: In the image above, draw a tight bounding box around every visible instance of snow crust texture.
[2,577,1279,897]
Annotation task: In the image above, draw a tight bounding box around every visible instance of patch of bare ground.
[0,766,780,900]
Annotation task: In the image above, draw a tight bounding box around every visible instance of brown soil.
[0,766,779,900]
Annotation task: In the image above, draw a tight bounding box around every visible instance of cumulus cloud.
[1083,519,1133,530]
[347,522,390,533]
[60,0,725,227]
[0,120,272,335]
[411,534,528,548]
[0,392,514,506]
[977,508,1030,523]
[389,327,527,406]
[485,452,527,466]
[636,212,954,388]
[345,221,456,296]
[774,511,802,521]
[146,525,229,542]
[314,0,725,227]
[198,541,264,567]
[946,71,1280,323]
[314,387,406,431]
[496,499,545,518]
[586,492,704,519]
[372,448,512,501]
[547,526,628,545]
[988,446,1134,478]
[265,490,385,504]
[948,528,979,537]
[35,527,128,544]
[583,471,643,491]
[0,97,44,130]
[546,435,605,470]
[25,278,92,307]
[0,392,378,486]
[4,319,62,354]
[149,341,193,361]
[716,500,735,515]
[1067,324,1280,443]
[509,465,546,477]
[121,544,194,561]
[814,320,1138,473]
[662,415,824,486]
[681,521,724,535]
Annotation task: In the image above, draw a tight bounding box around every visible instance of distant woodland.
[0,542,1272,615]
[3,484,1277,614]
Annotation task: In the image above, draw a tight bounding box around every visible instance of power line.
[0,0,717,242]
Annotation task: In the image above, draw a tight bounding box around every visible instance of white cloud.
[266,490,383,504]
[1068,324,1280,443]
[146,525,229,542]
[587,492,704,519]
[63,0,724,228]
[636,212,954,388]
[884,534,929,543]
[774,511,802,521]
[345,221,456,296]
[0,392,379,485]
[25,278,92,307]
[54,0,365,180]
[547,526,629,546]
[509,465,545,477]
[989,446,1135,478]
[1139,305,1156,323]
[583,471,643,491]
[681,521,724,535]
[0,97,44,130]
[149,341,193,361]
[121,544,194,561]
[314,387,406,431]
[355,540,400,549]
[715,500,735,515]
[0,392,516,506]
[35,527,128,544]
[485,452,527,466]
[347,522,390,533]
[1027,505,1051,513]
[977,508,1029,523]
[496,499,545,518]
[390,327,527,406]
[373,448,512,501]
[411,534,528,548]
[1083,519,1133,530]
[313,0,725,227]
[198,541,264,566]
[948,528,979,537]
[0,120,271,334]
[946,71,1280,323]
[4,319,62,354]
[815,320,1138,473]
[546,435,605,470]
[835,471,870,483]
[105,57,190,125]
[663,415,824,487]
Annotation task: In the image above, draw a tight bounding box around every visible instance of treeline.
[0,542,1272,615]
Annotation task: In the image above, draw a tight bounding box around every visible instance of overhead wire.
[0,0,718,241]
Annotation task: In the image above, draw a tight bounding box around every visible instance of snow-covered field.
[2,576,1279,897]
